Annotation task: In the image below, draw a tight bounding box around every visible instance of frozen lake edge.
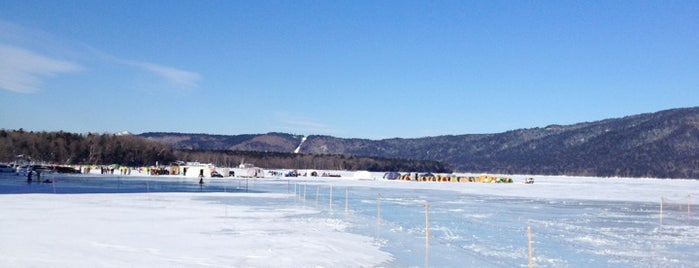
[1,174,698,267]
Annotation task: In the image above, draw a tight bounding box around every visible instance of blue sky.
[1,1,697,139]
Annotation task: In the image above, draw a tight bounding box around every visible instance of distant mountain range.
[140,107,699,178]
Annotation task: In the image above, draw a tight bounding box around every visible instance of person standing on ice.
[198,170,205,192]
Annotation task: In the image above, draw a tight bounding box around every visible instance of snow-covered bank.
[0,192,392,268]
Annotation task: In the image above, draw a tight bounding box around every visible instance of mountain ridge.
[140,107,699,178]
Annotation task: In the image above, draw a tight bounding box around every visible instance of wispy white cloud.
[0,20,201,93]
[126,61,201,90]
[0,44,83,93]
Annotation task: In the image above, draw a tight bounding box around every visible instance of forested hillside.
[141,107,699,178]
[300,107,699,178]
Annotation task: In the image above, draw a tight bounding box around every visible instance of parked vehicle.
[0,163,14,173]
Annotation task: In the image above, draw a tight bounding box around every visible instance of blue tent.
[383,172,401,180]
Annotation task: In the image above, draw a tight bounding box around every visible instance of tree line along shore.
[0,129,451,173]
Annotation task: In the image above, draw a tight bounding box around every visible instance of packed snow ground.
[1,172,698,267]
[0,192,390,267]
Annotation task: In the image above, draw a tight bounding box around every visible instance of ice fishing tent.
[383,172,401,180]
[238,167,264,178]
[178,162,231,178]
[233,163,265,178]
[419,172,435,181]
[182,164,213,178]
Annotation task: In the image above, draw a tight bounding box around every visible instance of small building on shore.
[234,163,264,178]
[178,162,230,178]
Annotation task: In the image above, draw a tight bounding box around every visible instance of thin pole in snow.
[660,197,663,227]
[376,193,382,239]
[329,185,333,210]
[315,186,319,206]
[345,188,349,214]
[425,200,430,268]
[528,226,533,268]
[425,201,430,246]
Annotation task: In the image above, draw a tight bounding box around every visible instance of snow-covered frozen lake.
[1,172,698,267]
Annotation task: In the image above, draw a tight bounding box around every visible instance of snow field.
[0,192,392,268]
[2,173,699,267]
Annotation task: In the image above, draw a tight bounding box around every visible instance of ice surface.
[1,173,698,267]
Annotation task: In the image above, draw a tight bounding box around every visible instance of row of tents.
[383,172,513,183]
